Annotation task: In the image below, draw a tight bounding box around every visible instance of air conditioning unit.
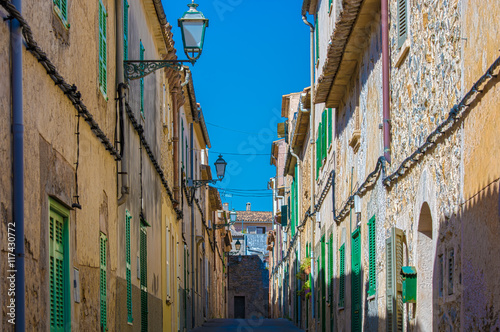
[316,211,321,223]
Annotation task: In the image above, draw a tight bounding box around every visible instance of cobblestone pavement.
[191,318,305,332]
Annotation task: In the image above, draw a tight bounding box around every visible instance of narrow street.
[191,319,305,332]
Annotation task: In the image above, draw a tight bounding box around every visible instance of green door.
[351,229,361,332]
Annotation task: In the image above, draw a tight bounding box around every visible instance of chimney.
[246,202,251,211]
[223,203,229,211]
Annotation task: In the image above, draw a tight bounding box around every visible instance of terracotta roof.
[235,211,273,223]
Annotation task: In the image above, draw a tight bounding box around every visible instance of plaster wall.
[0,0,121,330]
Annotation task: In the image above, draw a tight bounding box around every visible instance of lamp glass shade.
[235,239,241,251]
[214,154,227,180]
[178,2,208,61]
[230,209,237,223]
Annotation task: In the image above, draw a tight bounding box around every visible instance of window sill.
[367,294,376,301]
[395,39,410,68]
[338,306,344,312]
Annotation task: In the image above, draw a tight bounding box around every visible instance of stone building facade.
[268,0,500,331]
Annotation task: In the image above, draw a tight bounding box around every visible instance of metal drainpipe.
[302,14,316,321]
[116,0,128,206]
[11,0,24,330]
[382,0,391,164]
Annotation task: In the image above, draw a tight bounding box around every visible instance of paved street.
[191,319,305,332]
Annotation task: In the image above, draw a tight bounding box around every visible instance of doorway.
[416,202,433,330]
[234,296,245,319]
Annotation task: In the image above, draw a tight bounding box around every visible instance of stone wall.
[228,255,269,319]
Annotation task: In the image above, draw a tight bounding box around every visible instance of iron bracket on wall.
[187,178,219,204]
[124,60,193,80]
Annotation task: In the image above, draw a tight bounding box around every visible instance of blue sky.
[163,0,310,211]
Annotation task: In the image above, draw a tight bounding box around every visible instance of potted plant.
[300,257,311,275]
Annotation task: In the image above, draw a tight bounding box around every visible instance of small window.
[53,0,69,26]
[397,0,408,48]
[257,227,266,234]
[98,0,107,97]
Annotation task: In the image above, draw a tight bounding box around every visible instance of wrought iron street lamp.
[235,239,241,251]
[188,154,227,202]
[124,1,209,80]
[178,1,209,63]
[229,208,237,223]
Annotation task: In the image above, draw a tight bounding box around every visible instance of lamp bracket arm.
[124,60,193,81]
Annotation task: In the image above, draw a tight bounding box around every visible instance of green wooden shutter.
[98,0,107,96]
[49,212,64,331]
[322,110,327,160]
[328,234,333,302]
[339,244,345,307]
[386,234,394,332]
[100,233,107,330]
[49,200,70,332]
[397,0,408,48]
[386,227,404,332]
[140,41,145,117]
[352,229,361,332]
[328,108,332,147]
[125,211,133,323]
[124,0,129,61]
[61,0,68,21]
[140,224,148,332]
[316,136,320,179]
[281,205,288,227]
[368,216,376,296]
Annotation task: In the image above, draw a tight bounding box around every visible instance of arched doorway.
[416,202,433,330]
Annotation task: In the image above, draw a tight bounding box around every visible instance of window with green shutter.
[397,0,408,48]
[125,211,133,323]
[53,0,68,25]
[386,227,404,332]
[316,136,320,179]
[322,110,327,160]
[328,108,332,147]
[352,229,361,332]
[368,216,376,296]
[281,205,288,227]
[140,221,148,332]
[140,41,145,117]
[100,233,108,330]
[124,0,129,61]
[339,243,345,307]
[98,0,107,97]
[49,198,70,332]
